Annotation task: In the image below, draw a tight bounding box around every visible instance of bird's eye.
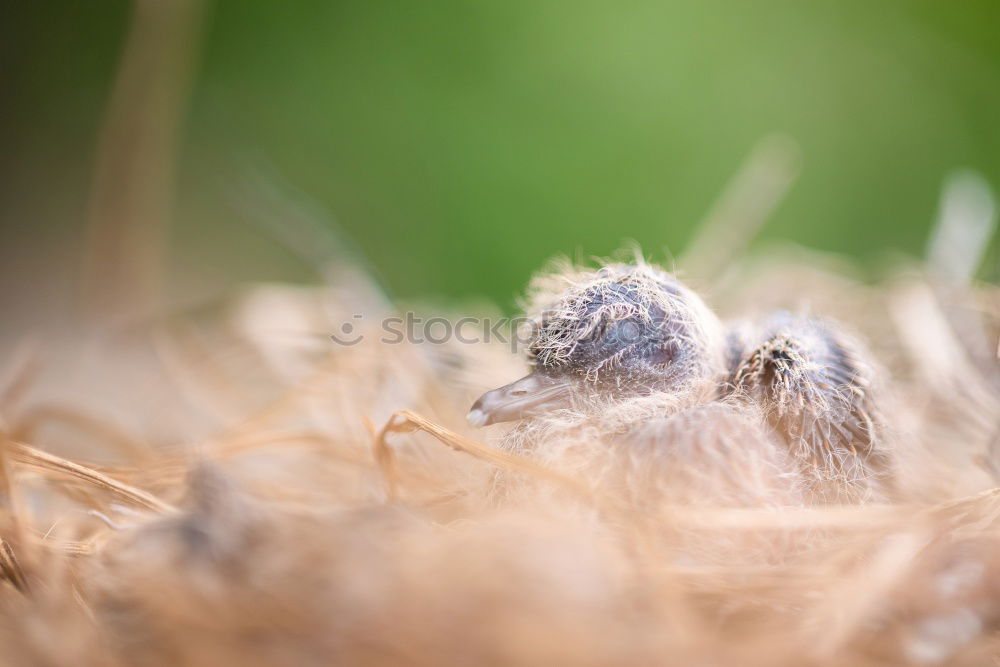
[603,319,643,346]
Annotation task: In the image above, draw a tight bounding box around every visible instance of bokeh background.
[3,0,999,317]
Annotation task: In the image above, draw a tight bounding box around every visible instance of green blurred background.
[3,0,999,312]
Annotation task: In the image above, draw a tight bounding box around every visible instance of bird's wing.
[728,317,893,501]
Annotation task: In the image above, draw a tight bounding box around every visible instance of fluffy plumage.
[474,259,897,507]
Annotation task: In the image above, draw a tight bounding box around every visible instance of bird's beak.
[467,373,573,426]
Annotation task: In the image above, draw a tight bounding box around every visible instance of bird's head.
[468,261,723,426]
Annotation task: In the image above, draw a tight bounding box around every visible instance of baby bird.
[469,258,896,506]
[469,260,802,508]
[725,312,895,502]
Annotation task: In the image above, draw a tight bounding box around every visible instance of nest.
[0,242,997,667]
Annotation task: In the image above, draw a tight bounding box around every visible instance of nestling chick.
[726,312,895,502]
[469,259,802,508]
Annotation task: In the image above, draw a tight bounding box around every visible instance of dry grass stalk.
[4,440,175,514]
[0,538,27,592]
[11,403,152,463]
[376,409,598,504]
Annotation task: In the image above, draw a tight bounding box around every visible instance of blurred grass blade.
[927,169,997,283]
[81,0,207,324]
[680,133,802,280]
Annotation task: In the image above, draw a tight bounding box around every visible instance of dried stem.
[4,440,176,514]
[374,410,599,504]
